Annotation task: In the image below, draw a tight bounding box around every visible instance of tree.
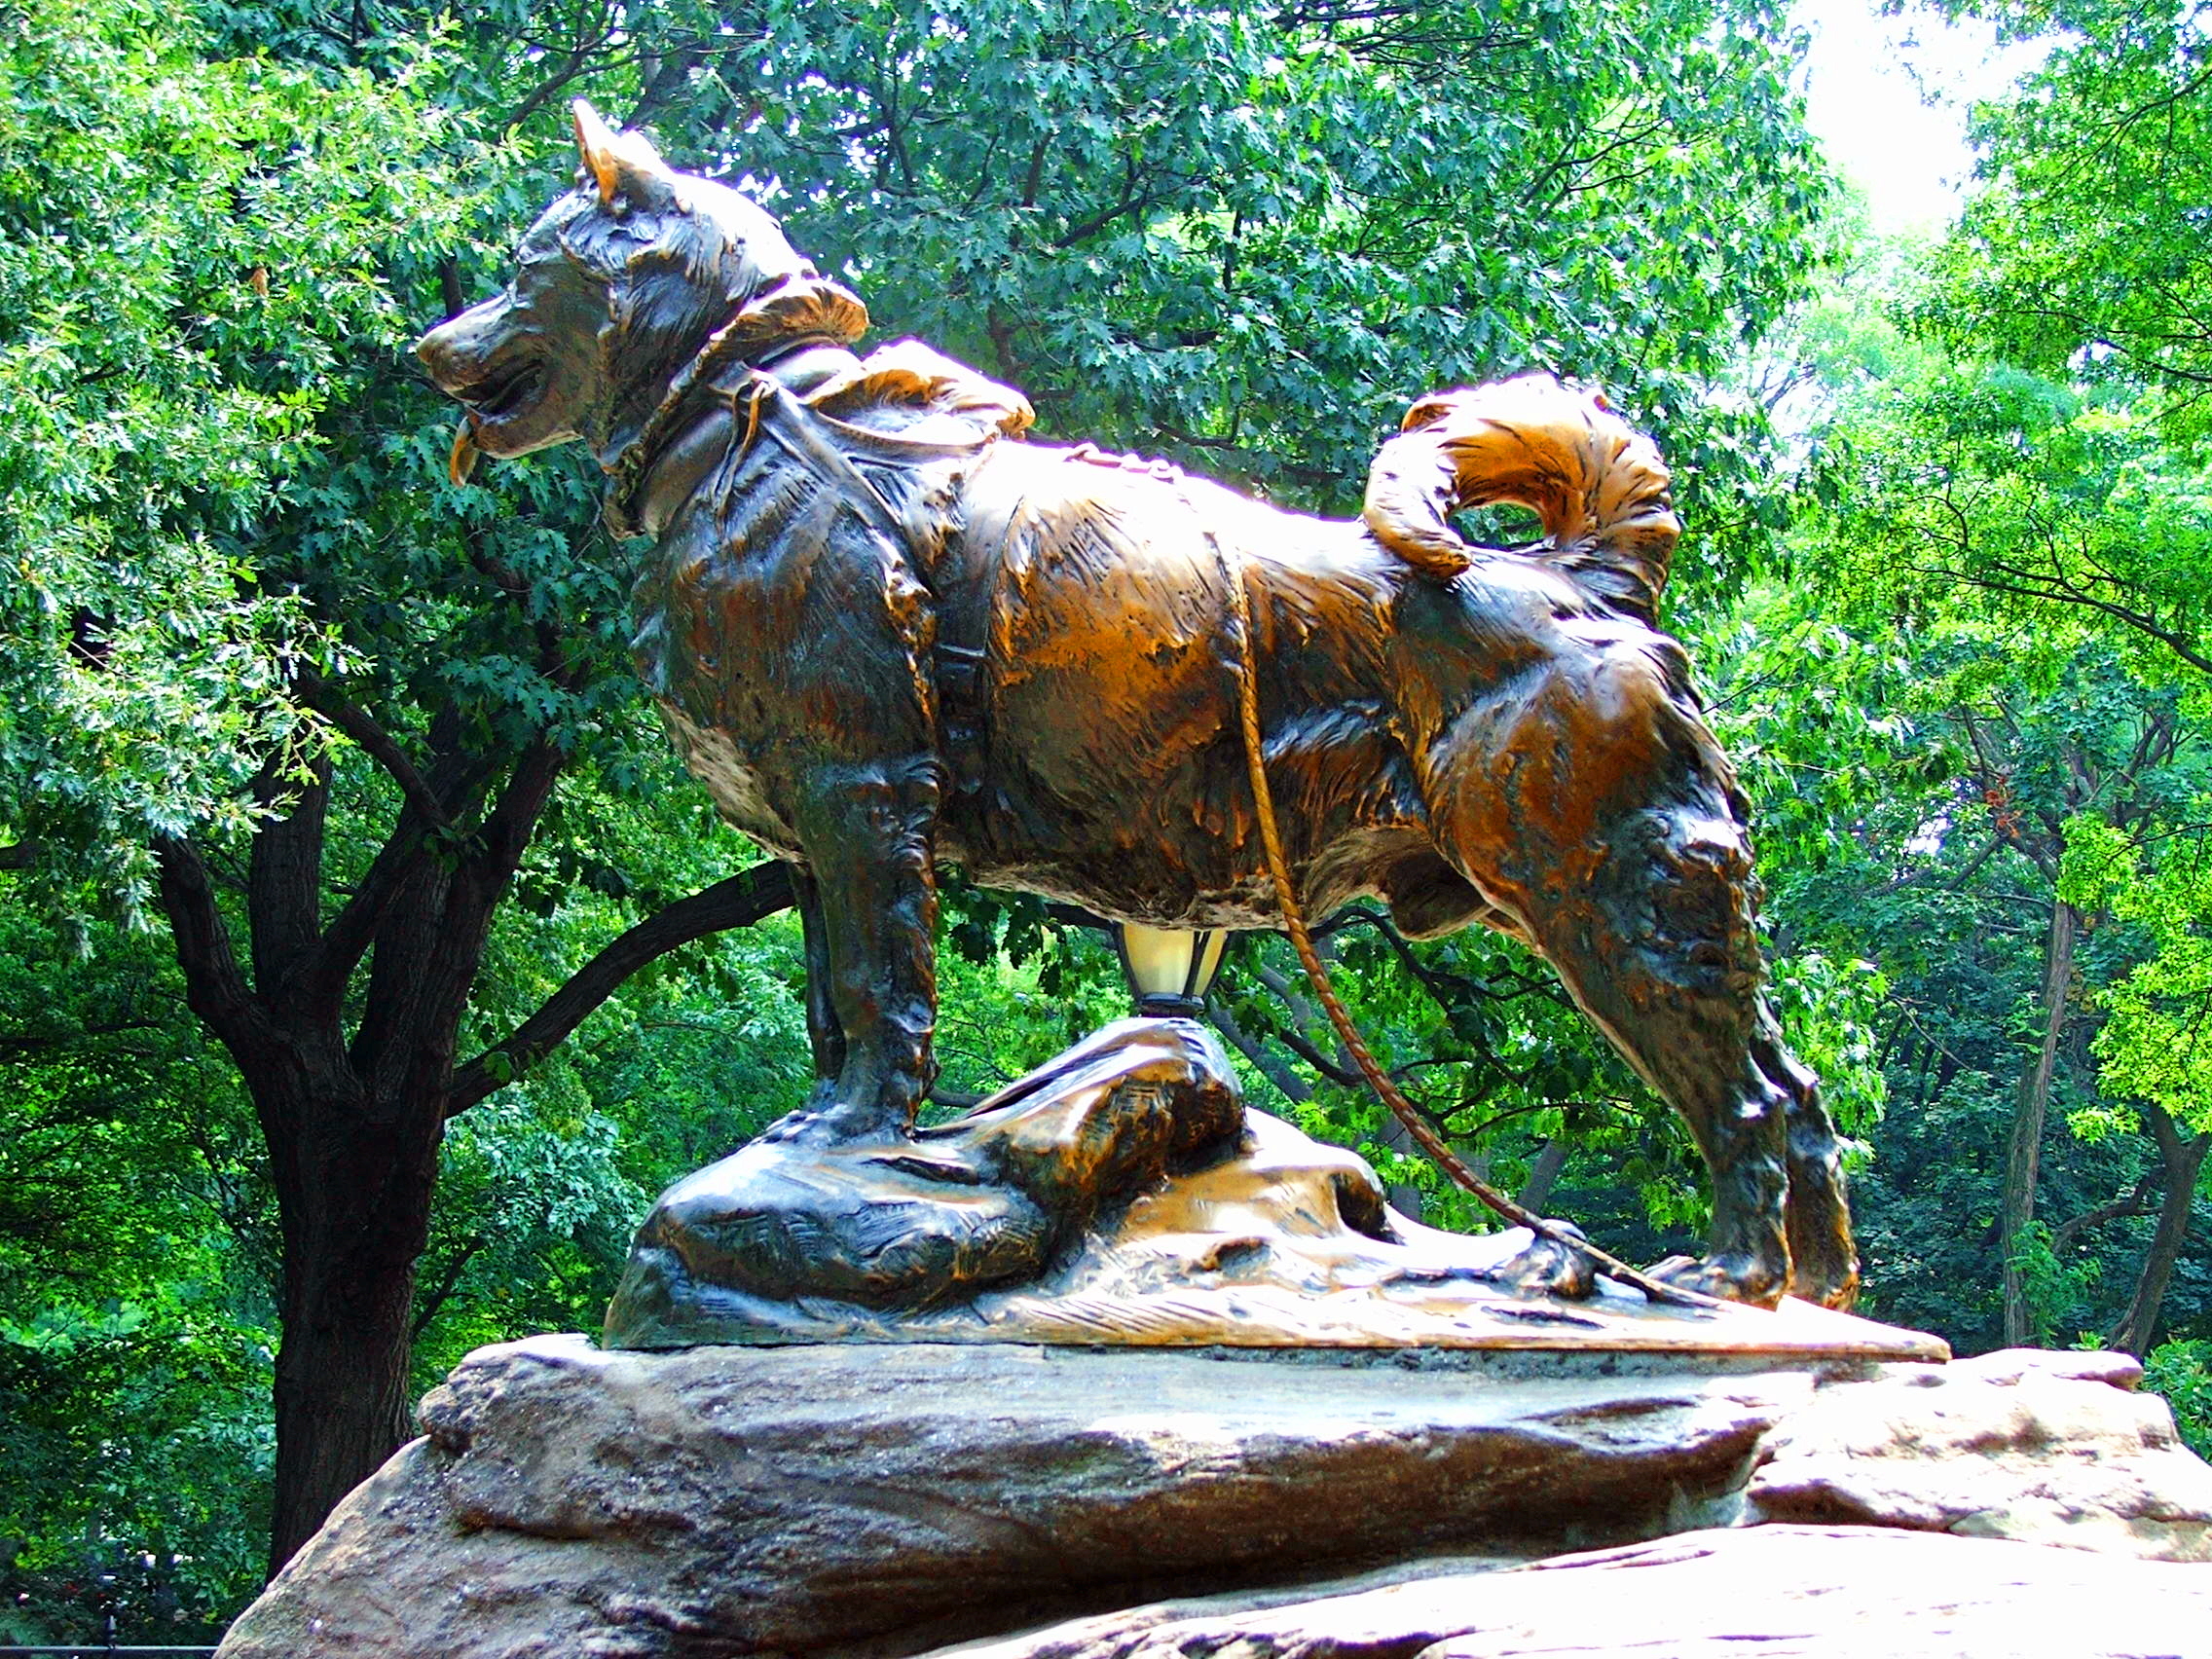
[1895,0,2212,1365]
[1928,0,2212,437]
[1756,232,2212,1351]
[2,0,802,1566]
[2059,811,2212,1353]
[1825,349,2212,1348]
[1712,556,2211,1353]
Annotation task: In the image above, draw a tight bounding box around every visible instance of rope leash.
[1213,536,1722,1312]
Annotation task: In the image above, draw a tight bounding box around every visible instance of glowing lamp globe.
[1112,923,1230,1019]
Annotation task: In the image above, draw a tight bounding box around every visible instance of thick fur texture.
[417,106,1859,1309]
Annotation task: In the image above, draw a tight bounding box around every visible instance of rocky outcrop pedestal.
[216,1340,2212,1658]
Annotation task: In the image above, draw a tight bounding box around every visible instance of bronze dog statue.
[419,103,1857,1310]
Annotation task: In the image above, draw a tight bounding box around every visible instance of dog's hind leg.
[1545,798,1794,1309]
[1419,632,1855,1308]
[1763,1023,1860,1309]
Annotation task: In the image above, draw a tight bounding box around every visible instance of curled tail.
[1362,373,1680,625]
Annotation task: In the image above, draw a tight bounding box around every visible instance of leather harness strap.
[734,378,1000,799]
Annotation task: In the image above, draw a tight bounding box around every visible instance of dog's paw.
[1645,1251,1788,1309]
[756,1099,906,1148]
[1783,1233,1862,1311]
[1484,1221,1598,1301]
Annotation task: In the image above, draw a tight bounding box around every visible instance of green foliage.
[1741,601,2209,1350]
[1769,949,1891,1143]
[0,910,275,1637]
[1746,16,2212,1349]
[0,1307,273,1640]
[410,1092,641,1380]
[2063,810,2212,1136]
[1810,365,2212,687]
[2005,1220,2105,1346]
[2145,1337,2212,1458]
[1927,0,2212,438]
[0,0,471,908]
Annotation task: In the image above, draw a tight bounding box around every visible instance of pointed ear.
[571,98,673,210]
[572,100,622,203]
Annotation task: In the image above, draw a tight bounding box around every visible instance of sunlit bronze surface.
[607,1019,1936,1357]
[420,103,1863,1331]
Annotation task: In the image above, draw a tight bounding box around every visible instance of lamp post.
[1111,922,1231,1018]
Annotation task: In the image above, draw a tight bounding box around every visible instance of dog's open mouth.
[458,357,545,422]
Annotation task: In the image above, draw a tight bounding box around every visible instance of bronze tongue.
[448,420,481,486]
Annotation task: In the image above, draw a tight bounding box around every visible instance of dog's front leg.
[760,756,942,1146]
[790,863,849,1084]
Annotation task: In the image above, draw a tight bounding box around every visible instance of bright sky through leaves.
[1795,0,2050,233]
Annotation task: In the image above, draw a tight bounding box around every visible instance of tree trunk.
[265,1085,446,1571]
[2111,1104,2209,1357]
[160,729,794,1571]
[268,1238,422,1571]
[1519,1138,1568,1214]
[1213,976,1424,1220]
[1377,1111,1425,1223]
[1209,999,1306,1102]
[2002,900,2078,1346]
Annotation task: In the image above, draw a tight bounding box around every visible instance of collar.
[602,328,853,538]
[600,275,869,536]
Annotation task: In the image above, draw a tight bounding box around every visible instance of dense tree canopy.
[5,0,2212,1644]
[1930,0,2212,433]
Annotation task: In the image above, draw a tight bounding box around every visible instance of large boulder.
[1748,1346,2212,1559]
[943,1526,2212,1659]
[214,1340,2212,1659]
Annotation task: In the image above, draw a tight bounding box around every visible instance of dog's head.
[419,101,866,479]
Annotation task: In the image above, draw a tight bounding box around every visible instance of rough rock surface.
[1749,1346,2212,1560]
[945,1526,2212,1659]
[214,1339,2212,1659]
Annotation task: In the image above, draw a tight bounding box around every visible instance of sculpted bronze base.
[607,1020,1936,1357]
[424,102,1862,1326]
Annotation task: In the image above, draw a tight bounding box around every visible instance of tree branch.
[295,672,457,835]
[1911,558,2212,679]
[0,1017,164,1059]
[305,820,434,1017]
[303,736,492,1014]
[154,835,270,1058]
[473,737,567,881]
[447,862,795,1115]
[1871,832,2003,897]
[627,45,703,126]
[2049,1172,2161,1254]
[498,19,622,130]
[1264,1005,1369,1088]
[247,754,331,1003]
[1206,994,1312,1103]
[411,1235,487,1340]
